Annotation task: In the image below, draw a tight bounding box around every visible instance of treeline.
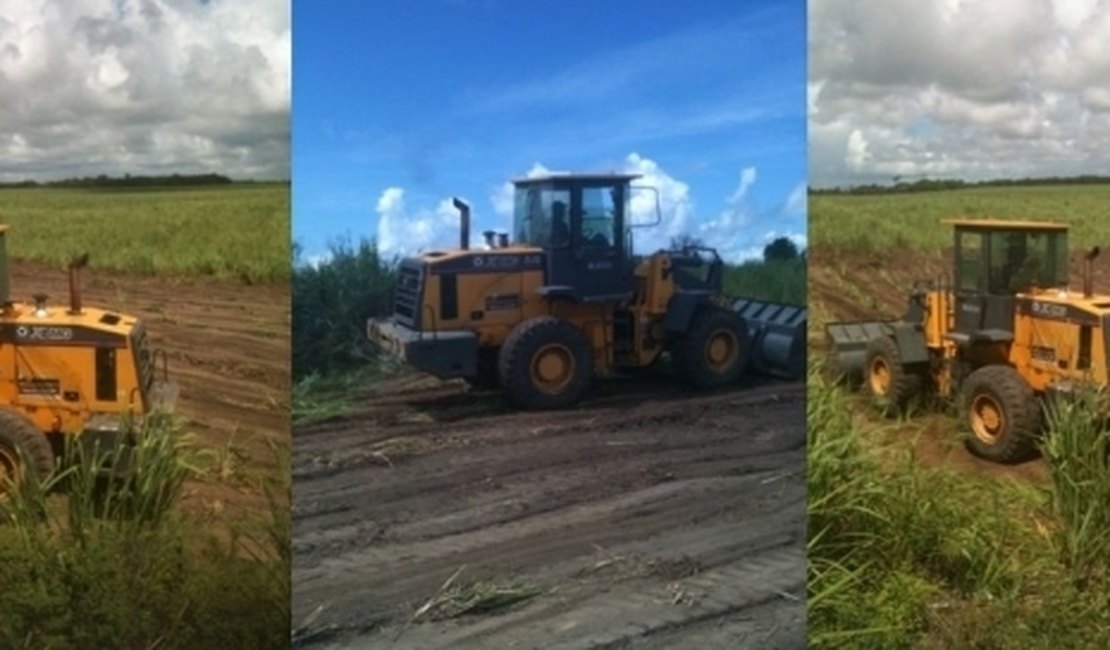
[292,240,397,380]
[0,173,235,188]
[293,237,806,380]
[811,174,1110,196]
[723,253,805,306]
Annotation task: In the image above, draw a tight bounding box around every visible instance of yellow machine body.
[369,173,805,409]
[916,285,1110,397]
[829,218,1110,398]
[0,300,158,436]
[373,244,715,377]
[824,218,1110,464]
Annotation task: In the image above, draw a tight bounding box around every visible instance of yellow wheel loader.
[369,173,806,410]
[827,218,1106,464]
[0,226,177,497]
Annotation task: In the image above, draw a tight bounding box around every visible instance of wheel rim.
[531,343,576,395]
[869,357,891,395]
[704,328,739,374]
[0,443,22,498]
[970,393,1005,445]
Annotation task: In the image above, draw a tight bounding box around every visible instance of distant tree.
[763,237,799,262]
[670,234,706,250]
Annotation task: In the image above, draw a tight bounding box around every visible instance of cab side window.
[580,187,618,249]
[958,231,983,292]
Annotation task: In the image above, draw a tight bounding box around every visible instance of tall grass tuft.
[1041,389,1110,589]
[0,416,289,649]
[807,363,1040,648]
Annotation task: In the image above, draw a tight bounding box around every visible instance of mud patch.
[292,377,806,648]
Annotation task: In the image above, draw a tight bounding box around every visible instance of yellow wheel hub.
[531,344,575,395]
[869,357,891,395]
[705,329,739,373]
[970,393,1005,444]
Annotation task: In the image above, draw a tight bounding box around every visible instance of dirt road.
[291,375,806,649]
[11,262,291,513]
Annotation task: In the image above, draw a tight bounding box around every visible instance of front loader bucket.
[732,298,806,380]
[824,321,893,384]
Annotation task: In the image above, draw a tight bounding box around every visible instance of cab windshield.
[987,229,1068,293]
[513,184,570,248]
[957,227,1068,294]
[512,182,623,250]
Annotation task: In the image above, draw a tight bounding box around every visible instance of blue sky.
[293,0,805,263]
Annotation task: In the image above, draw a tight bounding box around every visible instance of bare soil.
[291,374,806,649]
[808,243,1110,483]
[11,262,291,516]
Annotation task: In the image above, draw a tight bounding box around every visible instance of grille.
[393,261,423,327]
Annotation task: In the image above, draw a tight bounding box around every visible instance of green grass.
[723,256,805,305]
[0,184,289,282]
[292,361,404,426]
[1041,391,1110,590]
[807,367,1110,649]
[0,416,288,649]
[810,184,1110,252]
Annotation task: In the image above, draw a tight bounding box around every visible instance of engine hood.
[414,246,546,275]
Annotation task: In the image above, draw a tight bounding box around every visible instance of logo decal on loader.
[16,326,74,341]
[1031,301,1068,319]
[485,294,521,312]
[1031,345,1056,362]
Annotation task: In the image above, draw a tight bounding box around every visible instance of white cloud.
[810,0,1110,186]
[0,0,289,181]
[376,188,472,256]
[490,162,553,216]
[845,129,870,170]
[695,166,768,260]
[490,153,700,256]
[729,167,757,203]
[384,154,800,264]
[623,152,694,253]
[302,252,333,268]
[782,182,806,217]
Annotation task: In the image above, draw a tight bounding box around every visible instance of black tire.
[864,336,924,415]
[498,317,593,410]
[0,409,54,499]
[960,365,1041,464]
[464,348,501,390]
[673,308,749,390]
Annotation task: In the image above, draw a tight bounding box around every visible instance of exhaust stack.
[1084,246,1100,299]
[482,230,496,249]
[498,232,509,248]
[68,253,89,315]
[0,225,9,308]
[453,198,470,251]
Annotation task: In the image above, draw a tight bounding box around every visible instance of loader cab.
[949,220,1069,339]
[513,173,639,303]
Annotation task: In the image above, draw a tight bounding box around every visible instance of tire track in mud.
[292,380,806,648]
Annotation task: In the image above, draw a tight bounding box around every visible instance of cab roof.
[512,172,643,186]
[941,218,1068,231]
